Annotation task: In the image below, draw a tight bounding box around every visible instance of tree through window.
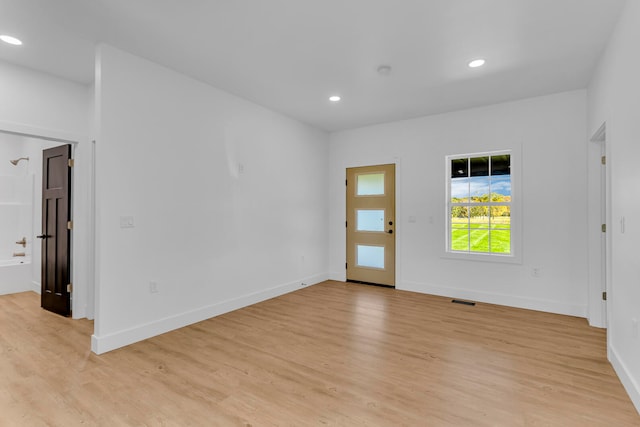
[448,152,511,255]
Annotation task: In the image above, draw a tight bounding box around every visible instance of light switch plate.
[120,216,135,228]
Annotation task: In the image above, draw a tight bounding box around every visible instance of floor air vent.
[452,299,476,306]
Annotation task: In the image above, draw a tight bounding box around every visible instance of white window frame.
[444,148,522,264]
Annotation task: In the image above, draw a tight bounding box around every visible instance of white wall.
[329,90,588,317]
[0,59,93,319]
[0,133,25,175]
[92,45,329,353]
[0,60,88,136]
[588,0,640,413]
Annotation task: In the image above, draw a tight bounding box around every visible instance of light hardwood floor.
[0,281,638,426]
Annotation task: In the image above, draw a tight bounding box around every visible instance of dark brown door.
[39,145,72,316]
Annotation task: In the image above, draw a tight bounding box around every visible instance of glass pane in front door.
[356,173,385,196]
[356,245,385,269]
[356,209,385,232]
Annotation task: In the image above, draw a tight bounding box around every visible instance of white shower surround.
[0,257,32,295]
[0,174,33,258]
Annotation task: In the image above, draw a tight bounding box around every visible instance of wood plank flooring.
[1,281,638,426]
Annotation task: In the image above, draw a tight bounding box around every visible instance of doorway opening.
[0,133,66,298]
[0,126,92,320]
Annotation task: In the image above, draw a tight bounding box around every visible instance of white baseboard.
[400,280,587,318]
[588,316,607,329]
[31,281,41,294]
[91,273,328,355]
[72,305,87,319]
[609,344,640,415]
[0,286,30,296]
[329,271,346,282]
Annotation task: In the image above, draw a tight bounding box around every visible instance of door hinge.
[67,283,73,293]
[345,179,347,186]
[601,224,606,233]
[68,159,75,167]
[345,221,347,228]
[345,262,348,269]
[602,291,607,301]
[601,156,606,165]
[67,221,73,230]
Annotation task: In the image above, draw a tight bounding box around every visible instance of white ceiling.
[0,0,626,131]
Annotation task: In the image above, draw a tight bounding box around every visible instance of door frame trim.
[335,157,403,289]
[588,121,610,330]
[0,120,94,320]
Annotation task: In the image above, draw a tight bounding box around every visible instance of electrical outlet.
[532,267,541,278]
[149,281,158,294]
[301,282,307,287]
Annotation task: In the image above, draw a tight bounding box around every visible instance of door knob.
[36,235,50,239]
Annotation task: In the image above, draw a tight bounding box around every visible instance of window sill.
[441,250,522,264]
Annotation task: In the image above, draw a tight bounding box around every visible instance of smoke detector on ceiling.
[377,65,392,76]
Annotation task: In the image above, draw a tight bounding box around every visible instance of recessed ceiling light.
[468,59,486,68]
[0,35,23,46]
[329,95,341,102]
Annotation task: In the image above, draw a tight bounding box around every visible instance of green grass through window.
[451,218,511,254]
